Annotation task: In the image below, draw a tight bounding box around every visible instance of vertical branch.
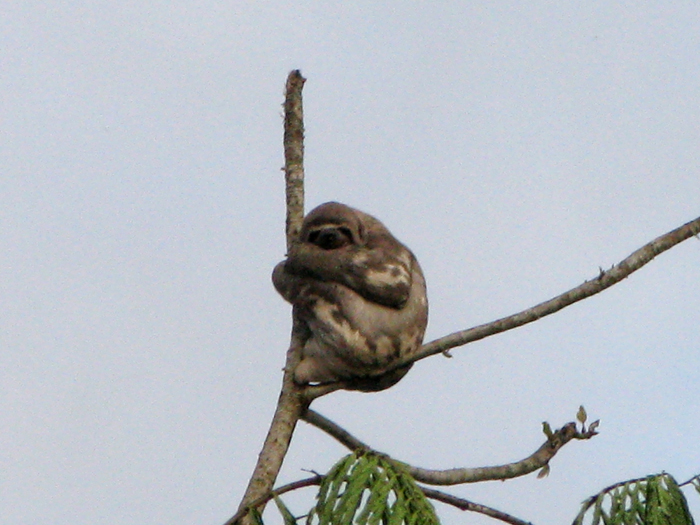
[283,69,306,248]
[231,70,308,525]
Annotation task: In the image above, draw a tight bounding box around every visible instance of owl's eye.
[308,226,353,250]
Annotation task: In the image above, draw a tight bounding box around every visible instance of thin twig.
[406,421,597,485]
[679,474,700,487]
[302,409,370,450]
[422,486,534,525]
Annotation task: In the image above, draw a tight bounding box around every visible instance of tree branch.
[232,70,308,525]
[227,475,322,525]
[405,421,597,485]
[301,216,700,401]
[282,70,306,250]
[421,487,533,525]
[302,409,370,450]
[303,409,598,485]
[411,215,700,363]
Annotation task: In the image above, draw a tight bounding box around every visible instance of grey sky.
[2,2,699,524]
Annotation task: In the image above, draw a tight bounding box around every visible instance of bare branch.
[679,473,700,488]
[408,215,700,363]
[282,69,306,249]
[233,70,309,525]
[406,421,598,485]
[421,487,533,525]
[304,409,598,485]
[302,409,369,450]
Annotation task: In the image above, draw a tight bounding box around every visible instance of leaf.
[542,421,554,440]
[337,455,377,523]
[645,474,695,525]
[317,454,356,522]
[273,495,298,525]
[577,406,588,425]
[591,493,605,525]
[309,452,440,525]
[248,507,265,525]
[574,474,696,525]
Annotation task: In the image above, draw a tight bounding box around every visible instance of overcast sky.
[2,2,699,525]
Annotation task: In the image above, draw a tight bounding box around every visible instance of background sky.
[2,2,699,525]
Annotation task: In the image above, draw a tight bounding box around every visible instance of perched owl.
[272,202,428,392]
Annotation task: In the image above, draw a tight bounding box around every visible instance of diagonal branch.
[421,487,533,525]
[303,409,598,485]
[411,215,700,363]
[302,408,370,450]
[405,421,597,485]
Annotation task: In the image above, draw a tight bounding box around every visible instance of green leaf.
[574,474,696,525]
[273,495,298,525]
[592,493,605,525]
[337,455,377,524]
[542,421,554,440]
[248,507,265,525]
[309,452,439,525]
[645,474,694,525]
[577,406,588,425]
[314,454,356,524]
